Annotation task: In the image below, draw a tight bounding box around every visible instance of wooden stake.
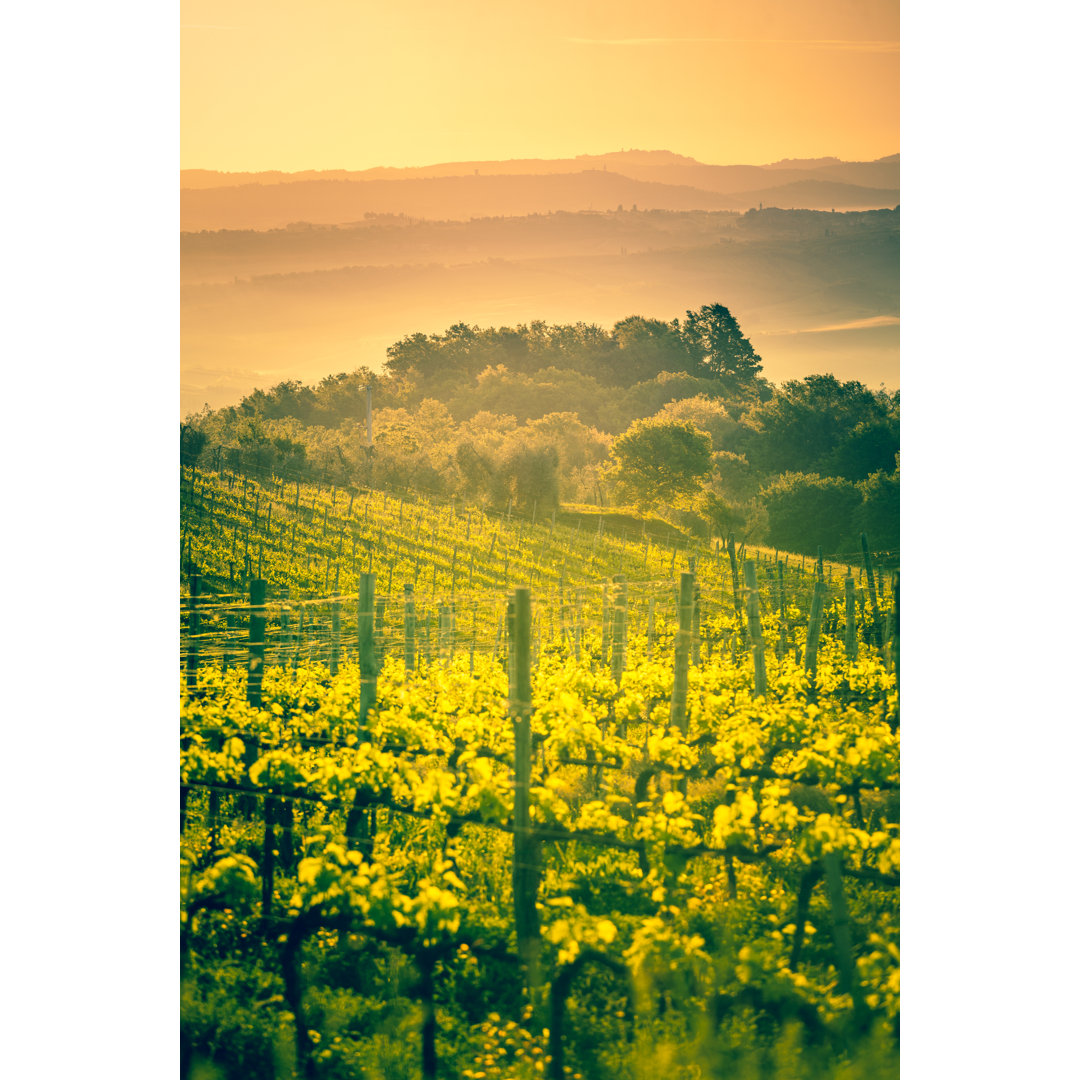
[329,597,341,675]
[844,573,858,661]
[805,580,826,681]
[185,571,200,693]
[670,572,694,795]
[744,561,767,697]
[404,583,416,674]
[358,574,377,728]
[861,533,883,650]
[611,575,628,686]
[247,579,267,707]
[510,588,541,993]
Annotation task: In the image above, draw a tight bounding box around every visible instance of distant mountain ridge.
[182,149,898,192]
[181,151,899,232]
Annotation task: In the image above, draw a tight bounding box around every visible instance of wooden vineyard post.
[185,570,200,693]
[727,531,744,649]
[844,573,858,661]
[823,852,869,1029]
[573,588,583,661]
[600,583,611,669]
[744,561,767,697]
[353,573,377,846]
[670,571,694,796]
[247,579,267,706]
[860,533,883,649]
[778,560,789,661]
[692,583,702,666]
[329,597,341,675]
[243,579,274,913]
[647,596,656,659]
[611,575,628,688]
[509,588,541,993]
[403,583,416,674]
[469,602,477,675]
[505,594,515,676]
[804,580,826,684]
[889,570,900,680]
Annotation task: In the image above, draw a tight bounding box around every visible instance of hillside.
[180,460,872,613]
[179,151,899,231]
[180,172,738,232]
[180,149,899,200]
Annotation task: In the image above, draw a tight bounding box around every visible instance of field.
[180,462,899,1080]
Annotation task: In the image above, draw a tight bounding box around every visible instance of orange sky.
[181,0,898,171]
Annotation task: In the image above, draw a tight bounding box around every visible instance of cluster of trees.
[601,375,898,552]
[183,307,898,554]
[186,401,612,511]
[385,304,765,400]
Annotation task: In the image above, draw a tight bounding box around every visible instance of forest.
[181,304,899,558]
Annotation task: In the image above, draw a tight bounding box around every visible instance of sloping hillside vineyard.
[180,458,899,1079]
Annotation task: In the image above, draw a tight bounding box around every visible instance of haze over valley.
[181,151,899,415]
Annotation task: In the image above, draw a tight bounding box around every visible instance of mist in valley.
[181,170,898,416]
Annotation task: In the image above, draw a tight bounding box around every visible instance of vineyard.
[180,463,899,1080]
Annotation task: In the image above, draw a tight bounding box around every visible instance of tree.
[749,374,896,477]
[236,416,275,472]
[180,423,207,465]
[605,420,713,512]
[823,418,900,481]
[501,445,560,515]
[695,489,745,537]
[676,304,763,387]
[854,468,900,553]
[760,472,862,555]
[610,316,695,385]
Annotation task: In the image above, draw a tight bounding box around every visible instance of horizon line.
[180,149,901,175]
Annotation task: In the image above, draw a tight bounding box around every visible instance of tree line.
[182,304,899,555]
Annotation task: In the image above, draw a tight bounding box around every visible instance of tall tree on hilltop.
[677,303,763,388]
